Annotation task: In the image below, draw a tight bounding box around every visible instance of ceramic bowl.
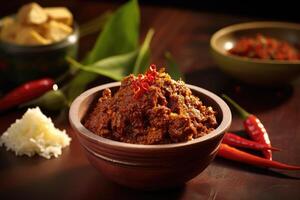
[210,21,300,86]
[69,82,231,189]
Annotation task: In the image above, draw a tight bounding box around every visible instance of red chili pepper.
[218,144,300,170]
[0,78,55,111]
[223,133,279,152]
[132,64,158,99]
[222,95,273,160]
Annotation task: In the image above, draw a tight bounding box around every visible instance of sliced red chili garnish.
[131,65,159,99]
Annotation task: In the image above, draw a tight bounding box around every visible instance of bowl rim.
[0,16,79,52]
[210,21,300,65]
[69,82,232,150]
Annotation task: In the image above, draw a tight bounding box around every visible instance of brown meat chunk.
[84,69,218,144]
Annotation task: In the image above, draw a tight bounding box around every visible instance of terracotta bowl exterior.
[69,82,231,189]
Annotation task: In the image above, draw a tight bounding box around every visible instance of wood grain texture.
[1,1,300,199]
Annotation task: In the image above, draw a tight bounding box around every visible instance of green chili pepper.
[21,89,68,111]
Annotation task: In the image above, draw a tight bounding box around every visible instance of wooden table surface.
[1,2,300,200]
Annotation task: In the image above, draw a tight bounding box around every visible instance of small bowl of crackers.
[0,2,79,89]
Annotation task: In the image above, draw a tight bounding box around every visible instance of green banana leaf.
[66,51,138,81]
[66,29,154,82]
[133,29,154,74]
[66,0,140,101]
[165,51,184,81]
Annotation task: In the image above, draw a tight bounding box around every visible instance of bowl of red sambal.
[69,65,232,189]
[210,21,300,86]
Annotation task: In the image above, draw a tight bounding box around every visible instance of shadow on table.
[185,67,294,114]
[214,157,300,180]
[0,148,44,171]
[102,182,186,200]
[0,165,190,200]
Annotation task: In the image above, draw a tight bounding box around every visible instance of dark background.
[1,1,300,200]
[2,0,300,22]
